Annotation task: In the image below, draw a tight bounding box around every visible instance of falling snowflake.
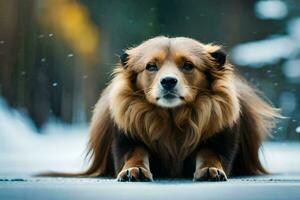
[67,53,74,58]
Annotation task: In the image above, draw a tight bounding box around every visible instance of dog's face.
[121,36,227,108]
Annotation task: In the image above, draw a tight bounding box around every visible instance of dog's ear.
[205,44,227,69]
[210,50,226,68]
[120,50,129,67]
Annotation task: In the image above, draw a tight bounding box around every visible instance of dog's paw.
[117,167,153,182]
[193,167,227,182]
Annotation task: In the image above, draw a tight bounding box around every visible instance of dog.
[44,36,280,181]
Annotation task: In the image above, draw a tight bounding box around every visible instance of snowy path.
[0,175,300,200]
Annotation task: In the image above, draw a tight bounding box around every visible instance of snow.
[0,97,300,176]
[261,142,300,173]
[287,18,300,42]
[67,53,74,58]
[279,91,297,114]
[0,97,89,176]
[83,75,88,79]
[231,36,296,67]
[231,9,300,68]
[282,59,300,81]
[255,0,288,20]
[0,176,299,200]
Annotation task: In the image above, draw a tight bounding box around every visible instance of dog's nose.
[160,77,178,90]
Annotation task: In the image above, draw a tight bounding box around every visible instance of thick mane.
[108,63,240,166]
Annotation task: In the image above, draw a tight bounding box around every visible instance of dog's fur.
[44,36,280,181]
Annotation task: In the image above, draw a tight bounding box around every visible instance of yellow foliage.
[41,0,99,61]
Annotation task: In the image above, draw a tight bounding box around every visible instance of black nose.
[160,77,178,90]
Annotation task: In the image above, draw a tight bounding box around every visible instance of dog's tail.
[36,89,115,178]
[232,78,281,176]
[36,171,87,177]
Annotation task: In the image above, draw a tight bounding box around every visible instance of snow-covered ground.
[0,97,88,176]
[0,97,300,177]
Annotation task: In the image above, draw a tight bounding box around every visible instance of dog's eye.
[146,63,158,72]
[182,62,194,72]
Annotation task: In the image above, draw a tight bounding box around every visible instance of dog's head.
[120,36,230,108]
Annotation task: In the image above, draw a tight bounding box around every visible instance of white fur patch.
[157,97,182,108]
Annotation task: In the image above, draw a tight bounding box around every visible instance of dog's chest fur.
[138,109,201,177]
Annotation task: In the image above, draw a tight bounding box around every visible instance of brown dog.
[46,36,280,181]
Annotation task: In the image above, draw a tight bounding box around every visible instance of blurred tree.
[40,0,101,122]
[0,0,52,128]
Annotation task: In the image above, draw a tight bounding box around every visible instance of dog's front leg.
[117,146,153,182]
[193,149,227,182]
